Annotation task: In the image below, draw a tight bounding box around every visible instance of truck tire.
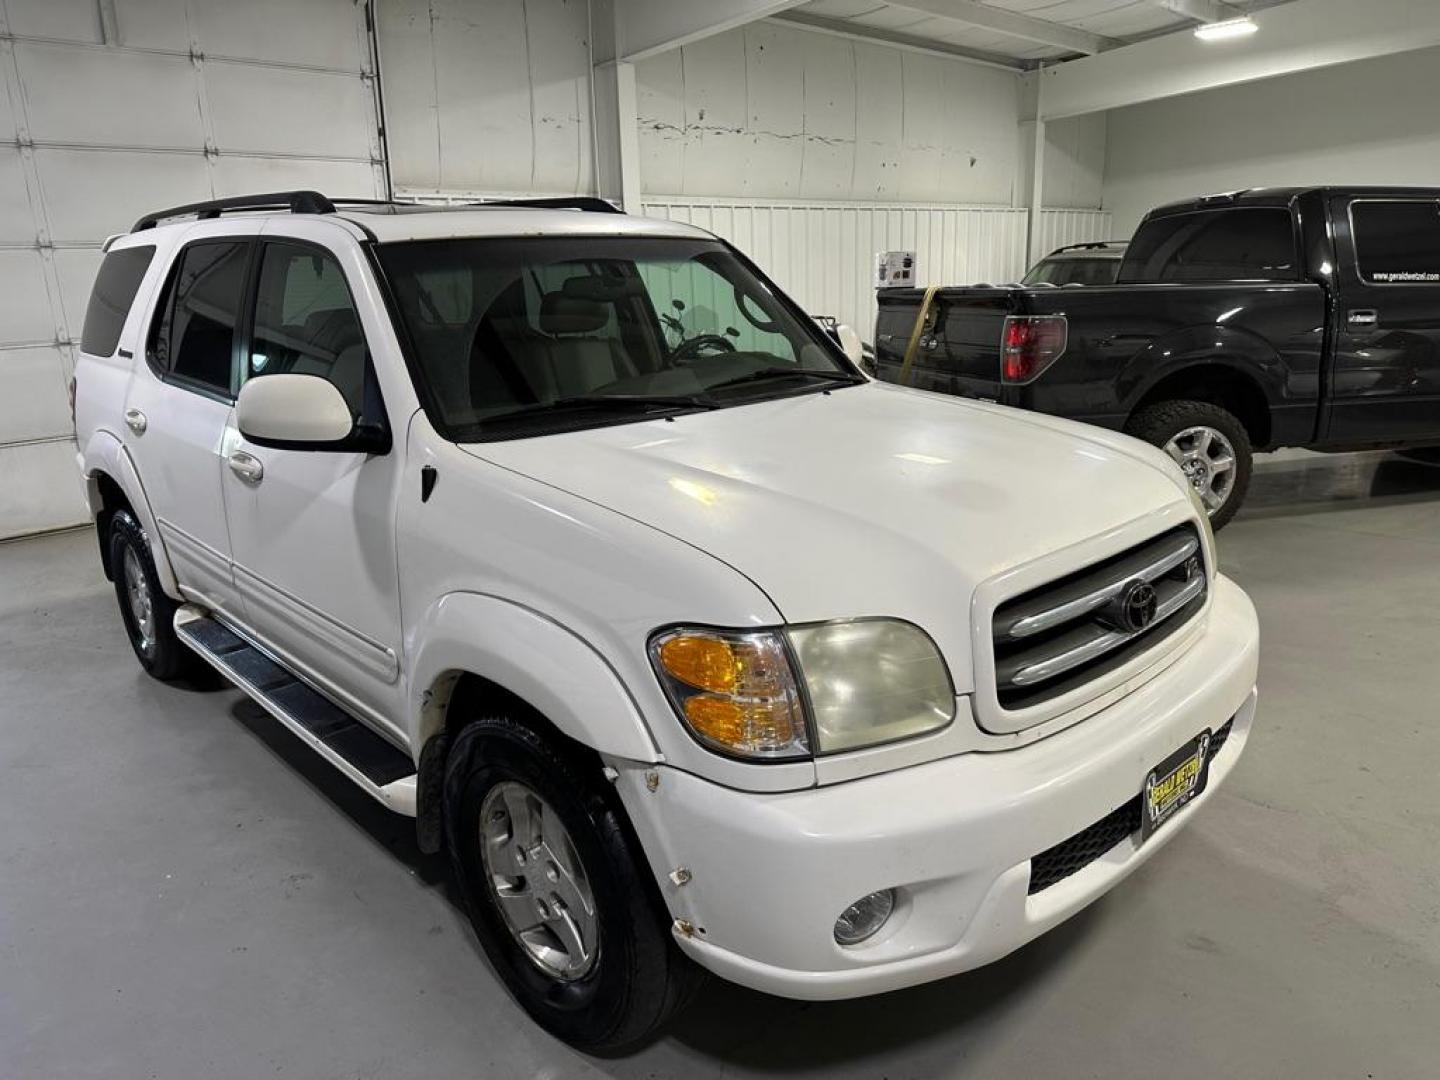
[1127,400,1252,530]
[443,715,700,1052]
[107,509,205,681]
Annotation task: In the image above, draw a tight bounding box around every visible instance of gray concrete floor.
[3,450,1438,1079]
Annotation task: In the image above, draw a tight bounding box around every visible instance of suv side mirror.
[835,323,866,368]
[237,374,384,452]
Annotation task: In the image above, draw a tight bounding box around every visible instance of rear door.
[123,229,256,619]
[1325,196,1440,444]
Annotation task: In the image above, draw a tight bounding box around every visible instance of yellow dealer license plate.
[1140,731,1213,843]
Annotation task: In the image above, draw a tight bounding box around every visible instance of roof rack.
[476,196,622,214]
[132,190,336,232]
[131,191,624,232]
[1049,240,1127,254]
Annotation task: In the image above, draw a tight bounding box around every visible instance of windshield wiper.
[706,367,865,392]
[487,393,720,422]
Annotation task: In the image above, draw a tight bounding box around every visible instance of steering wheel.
[670,334,737,365]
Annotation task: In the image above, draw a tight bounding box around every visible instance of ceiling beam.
[771,10,1025,70]
[885,0,1122,55]
[611,0,810,62]
[1150,0,1241,23]
[1037,0,1440,119]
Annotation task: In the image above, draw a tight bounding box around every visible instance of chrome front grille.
[992,524,1207,710]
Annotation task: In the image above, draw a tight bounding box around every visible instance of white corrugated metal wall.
[0,0,384,539]
[642,201,1112,340]
[1036,208,1119,256]
[641,198,1031,340]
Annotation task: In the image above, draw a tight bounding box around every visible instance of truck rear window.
[81,246,155,356]
[1350,200,1440,284]
[1118,208,1296,283]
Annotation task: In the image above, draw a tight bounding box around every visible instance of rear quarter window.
[81,246,155,356]
[1350,200,1440,284]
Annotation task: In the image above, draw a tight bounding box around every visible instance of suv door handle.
[124,408,147,435]
[227,450,264,485]
[1347,309,1379,326]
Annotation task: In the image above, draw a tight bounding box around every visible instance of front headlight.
[650,620,955,760]
[788,619,955,752]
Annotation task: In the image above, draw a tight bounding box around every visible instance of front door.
[220,233,406,737]
[123,233,253,619]
[1324,196,1440,444]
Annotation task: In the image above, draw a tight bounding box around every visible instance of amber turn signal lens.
[650,629,810,759]
[658,635,739,693]
[683,694,802,753]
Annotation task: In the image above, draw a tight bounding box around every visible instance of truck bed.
[873,281,1326,445]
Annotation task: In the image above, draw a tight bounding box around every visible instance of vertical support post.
[1028,115,1046,265]
[590,0,641,211]
[1019,68,1047,267]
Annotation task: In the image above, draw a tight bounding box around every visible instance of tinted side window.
[246,243,369,415]
[81,246,155,356]
[151,240,249,395]
[1119,208,1296,283]
[1351,200,1440,284]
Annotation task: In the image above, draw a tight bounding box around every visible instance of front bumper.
[618,574,1258,1000]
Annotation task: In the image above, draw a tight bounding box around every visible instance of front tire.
[443,716,699,1052]
[107,510,204,681]
[1127,400,1253,530]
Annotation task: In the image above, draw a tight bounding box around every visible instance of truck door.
[123,232,255,621]
[220,230,406,739]
[1325,196,1440,444]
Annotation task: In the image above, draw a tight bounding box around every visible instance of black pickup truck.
[874,187,1440,526]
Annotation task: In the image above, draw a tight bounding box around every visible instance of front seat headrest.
[539,292,608,335]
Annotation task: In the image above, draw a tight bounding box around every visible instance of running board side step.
[175,606,416,815]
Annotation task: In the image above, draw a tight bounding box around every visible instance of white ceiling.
[778,0,1298,66]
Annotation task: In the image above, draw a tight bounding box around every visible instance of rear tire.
[443,716,699,1052]
[1127,399,1252,531]
[107,510,204,681]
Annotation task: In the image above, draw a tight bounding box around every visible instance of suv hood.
[463,381,1188,691]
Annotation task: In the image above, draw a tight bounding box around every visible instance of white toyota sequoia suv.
[73,191,1259,1051]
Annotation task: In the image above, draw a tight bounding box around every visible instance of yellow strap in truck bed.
[897,285,941,386]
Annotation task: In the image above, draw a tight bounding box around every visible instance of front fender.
[408,591,660,763]
[79,428,180,597]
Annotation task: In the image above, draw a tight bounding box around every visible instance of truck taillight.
[1001,315,1067,383]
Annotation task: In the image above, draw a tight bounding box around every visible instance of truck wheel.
[1127,400,1252,530]
[107,510,204,681]
[443,715,699,1052]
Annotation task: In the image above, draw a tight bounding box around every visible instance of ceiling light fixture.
[1195,16,1258,41]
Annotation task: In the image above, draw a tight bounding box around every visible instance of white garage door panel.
[52,248,105,339]
[207,64,376,159]
[190,0,367,71]
[5,0,102,42]
[0,149,32,240]
[0,0,383,537]
[35,149,212,244]
[0,440,87,539]
[211,156,379,200]
[15,43,202,148]
[0,346,71,443]
[0,250,58,343]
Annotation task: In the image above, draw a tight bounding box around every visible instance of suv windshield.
[375,235,862,440]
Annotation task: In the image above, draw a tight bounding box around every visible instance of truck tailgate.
[873,287,1014,399]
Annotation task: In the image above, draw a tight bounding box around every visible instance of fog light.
[833,889,895,946]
